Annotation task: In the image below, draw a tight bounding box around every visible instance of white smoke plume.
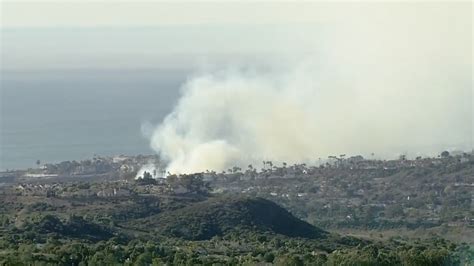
[147,63,470,174]
[135,164,161,179]
[145,4,472,174]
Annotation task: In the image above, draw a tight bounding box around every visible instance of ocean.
[0,68,187,171]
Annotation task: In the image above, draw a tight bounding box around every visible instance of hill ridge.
[136,196,328,240]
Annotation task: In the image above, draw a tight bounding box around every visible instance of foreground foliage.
[0,167,472,265]
[0,195,472,265]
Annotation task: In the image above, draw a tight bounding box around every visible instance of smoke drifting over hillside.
[145,4,471,174]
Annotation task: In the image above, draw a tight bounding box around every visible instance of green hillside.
[134,196,328,240]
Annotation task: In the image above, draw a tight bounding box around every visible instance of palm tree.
[268,161,273,171]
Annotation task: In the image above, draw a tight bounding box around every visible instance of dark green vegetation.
[0,189,472,265]
[0,153,473,265]
[207,154,474,245]
[133,197,327,240]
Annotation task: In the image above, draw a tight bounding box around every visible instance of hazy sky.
[2,2,471,70]
[0,1,472,168]
[1,2,412,28]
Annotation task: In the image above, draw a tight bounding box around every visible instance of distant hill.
[136,196,328,240]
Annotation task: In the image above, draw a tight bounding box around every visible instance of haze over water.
[1,69,185,170]
[1,3,471,172]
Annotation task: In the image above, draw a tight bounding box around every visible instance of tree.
[177,173,209,194]
[232,166,242,173]
[135,251,152,265]
[275,255,304,266]
[136,172,157,185]
[441,151,450,158]
[264,252,275,263]
[143,171,153,179]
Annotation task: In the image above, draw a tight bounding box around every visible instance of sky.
[1,2,402,28]
[2,2,471,71]
[1,1,473,169]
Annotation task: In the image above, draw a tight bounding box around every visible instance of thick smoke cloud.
[150,65,329,173]
[147,63,470,174]
[146,4,472,174]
